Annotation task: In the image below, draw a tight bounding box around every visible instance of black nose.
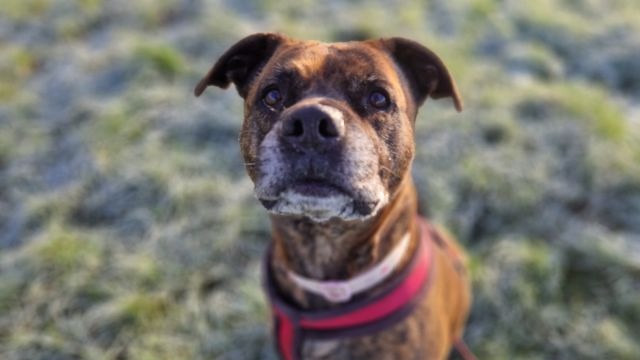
[280,105,345,151]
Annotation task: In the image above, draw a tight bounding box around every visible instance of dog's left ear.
[194,33,287,98]
[378,37,463,112]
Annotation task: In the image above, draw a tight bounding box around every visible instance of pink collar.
[287,232,412,303]
[263,217,435,360]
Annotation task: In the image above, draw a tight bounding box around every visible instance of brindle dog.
[195,33,471,360]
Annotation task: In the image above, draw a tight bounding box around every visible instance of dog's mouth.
[257,177,384,222]
[289,178,347,197]
[258,178,348,210]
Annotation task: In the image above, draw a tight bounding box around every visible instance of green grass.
[1,0,639,359]
[0,0,51,21]
[34,224,101,273]
[135,44,186,80]
[528,82,628,141]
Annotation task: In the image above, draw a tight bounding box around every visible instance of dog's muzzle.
[254,101,387,222]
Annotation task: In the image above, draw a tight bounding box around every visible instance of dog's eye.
[368,91,390,109]
[263,89,282,107]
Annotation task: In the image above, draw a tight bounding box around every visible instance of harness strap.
[263,217,475,360]
[426,223,466,273]
[454,338,479,360]
[427,225,477,360]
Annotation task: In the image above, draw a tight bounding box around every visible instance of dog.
[195,33,472,360]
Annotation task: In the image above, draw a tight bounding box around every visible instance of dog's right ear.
[194,33,286,98]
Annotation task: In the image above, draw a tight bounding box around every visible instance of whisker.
[379,165,394,174]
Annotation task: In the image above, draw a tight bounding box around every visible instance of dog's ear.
[194,33,287,98]
[378,37,462,112]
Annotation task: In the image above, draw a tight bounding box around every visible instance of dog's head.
[195,33,461,222]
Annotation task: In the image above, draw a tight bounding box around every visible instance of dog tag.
[321,282,352,302]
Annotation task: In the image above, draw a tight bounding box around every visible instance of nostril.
[292,119,303,136]
[318,118,338,138]
[283,118,304,137]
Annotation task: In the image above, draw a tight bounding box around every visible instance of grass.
[1,0,639,359]
[0,0,51,21]
[135,44,186,80]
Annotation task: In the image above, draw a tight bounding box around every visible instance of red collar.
[263,217,435,360]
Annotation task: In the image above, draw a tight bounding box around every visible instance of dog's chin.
[258,188,386,223]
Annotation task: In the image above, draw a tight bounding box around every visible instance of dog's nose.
[280,105,345,151]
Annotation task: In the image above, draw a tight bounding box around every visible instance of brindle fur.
[195,33,470,360]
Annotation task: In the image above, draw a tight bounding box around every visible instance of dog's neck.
[269,179,419,309]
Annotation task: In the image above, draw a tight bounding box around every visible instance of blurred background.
[1,0,639,359]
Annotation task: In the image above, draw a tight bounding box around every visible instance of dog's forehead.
[269,41,403,86]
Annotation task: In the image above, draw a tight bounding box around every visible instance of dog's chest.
[302,340,340,359]
[299,334,432,360]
